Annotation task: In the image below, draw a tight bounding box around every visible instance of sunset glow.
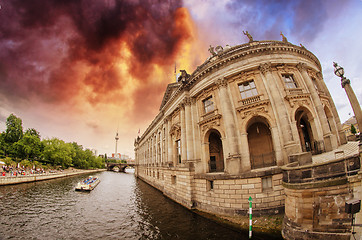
[1,0,361,157]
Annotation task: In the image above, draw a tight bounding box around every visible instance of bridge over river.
[106,162,135,172]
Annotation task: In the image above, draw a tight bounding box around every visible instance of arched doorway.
[208,131,224,172]
[296,109,315,153]
[247,121,275,169]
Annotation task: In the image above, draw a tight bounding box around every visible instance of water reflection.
[0,171,282,240]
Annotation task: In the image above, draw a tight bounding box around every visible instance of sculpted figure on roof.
[243,31,253,42]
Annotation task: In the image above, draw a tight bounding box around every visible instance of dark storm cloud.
[225,0,345,42]
[0,0,191,114]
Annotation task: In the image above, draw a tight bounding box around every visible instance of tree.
[351,124,357,135]
[0,133,5,157]
[4,114,23,144]
[3,157,15,167]
[42,138,74,168]
[14,128,43,160]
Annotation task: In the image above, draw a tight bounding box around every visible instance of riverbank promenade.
[0,168,106,186]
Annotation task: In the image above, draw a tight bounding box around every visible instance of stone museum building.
[134,35,347,216]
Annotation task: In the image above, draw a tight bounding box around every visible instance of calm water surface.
[0,171,282,239]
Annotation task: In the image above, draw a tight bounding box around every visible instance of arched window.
[208,131,224,172]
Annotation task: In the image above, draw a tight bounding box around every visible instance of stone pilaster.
[316,71,347,145]
[215,77,240,174]
[259,63,297,156]
[184,97,194,161]
[180,103,187,163]
[191,97,201,161]
[166,117,173,165]
[240,132,251,171]
[297,62,335,151]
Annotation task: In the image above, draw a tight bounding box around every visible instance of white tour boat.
[75,176,100,191]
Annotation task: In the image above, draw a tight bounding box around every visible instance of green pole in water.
[249,196,252,238]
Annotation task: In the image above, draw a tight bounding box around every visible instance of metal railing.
[301,140,325,155]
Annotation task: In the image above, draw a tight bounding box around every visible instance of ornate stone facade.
[134,39,347,216]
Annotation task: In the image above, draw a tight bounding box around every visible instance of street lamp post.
[333,62,362,143]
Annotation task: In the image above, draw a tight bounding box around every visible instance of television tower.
[115,131,119,158]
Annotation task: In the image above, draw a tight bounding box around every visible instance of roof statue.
[280,32,288,42]
[243,30,253,42]
[300,43,306,49]
[208,45,217,56]
[177,69,190,83]
[215,45,224,54]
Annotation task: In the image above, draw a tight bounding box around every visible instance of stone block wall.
[281,156,359,240]
[137,165,285,217]
[193,174,284,216]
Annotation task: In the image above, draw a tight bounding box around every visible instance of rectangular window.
[176,139,181,164]
[203,96,214,113]
[283,74,297,88]
[262,177,272,191]
[238,80,258,99]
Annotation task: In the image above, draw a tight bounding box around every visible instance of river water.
[0,171,282,239]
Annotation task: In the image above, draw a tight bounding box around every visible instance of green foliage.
[42,138,74,168]
[3,157,15,167]
[351,124,357,135]
[0,114,105,170]
[20,159,32,169]
[4,114,23,144]
[14,128,43,160]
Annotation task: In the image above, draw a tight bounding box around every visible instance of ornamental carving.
[215,78,228,88]
[201,121,221,134]
[240,106,268,119]
[316,72,323,80]
[288,98,311,108]
[341,78,350,88]
[182,97,192,106]
[198,114,222,133]
[296,62,307,72]
[321,99,330,108]
[169,124,181,139]
[259,62,272,75]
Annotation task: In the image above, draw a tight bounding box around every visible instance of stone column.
[184,97,194,161]
[216,78,239,155]
[316,72,347,145]
[259,63,298,157]
[240,132,251,170]
[180,104,187,163]
[166,117,173,166]
[341,77,362,137]
[155,131,159,166]
[215,78,240,174]
[191,98,201,161]
[297,63,335,151]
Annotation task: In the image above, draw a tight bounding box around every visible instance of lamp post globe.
[333,62,345,78]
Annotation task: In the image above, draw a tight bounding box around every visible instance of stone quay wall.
[0,169,106,186]
[282,155,360,240]
[137,165,284,216]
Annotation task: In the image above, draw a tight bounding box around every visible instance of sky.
[0,0,361,158]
